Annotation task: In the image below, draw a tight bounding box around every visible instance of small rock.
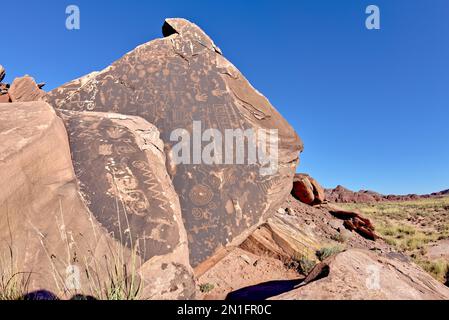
[328,219,343,230]
[277,208,286,214]
[240,254,252,265]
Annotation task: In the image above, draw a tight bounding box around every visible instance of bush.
[297,257,316,275]
[316,246,343,261]
[199,283,214,293]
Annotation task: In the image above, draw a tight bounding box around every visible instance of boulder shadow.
[225,279,303,301]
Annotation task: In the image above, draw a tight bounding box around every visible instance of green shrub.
[316,246,343,261]
[199,283,214,293]
[297,257,316,275]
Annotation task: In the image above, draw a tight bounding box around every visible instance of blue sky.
[2,0,448,194]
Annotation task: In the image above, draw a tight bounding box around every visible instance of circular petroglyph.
[192,208,204,220]
[127,190,150,216]
[189,184,213,207]
[209,175,221,189]
[132,160,149,171]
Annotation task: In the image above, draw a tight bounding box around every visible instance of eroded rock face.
[0,102,195,299]
[241,212,320,263]
[271,249,449,300]
[47,18,302,267]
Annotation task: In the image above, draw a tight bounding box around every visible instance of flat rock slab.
[426,239,449,260]
[47,18,303,268]
[271,249,449,300]
[0,102,195,299]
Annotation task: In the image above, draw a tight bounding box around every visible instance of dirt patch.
[197,248,301,300]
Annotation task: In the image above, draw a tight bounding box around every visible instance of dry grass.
[339,196,449,282]
[0,175,145,300]
[0,246,32,300]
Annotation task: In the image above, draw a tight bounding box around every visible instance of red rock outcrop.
[322,204,379,241]
[292,174,325,205]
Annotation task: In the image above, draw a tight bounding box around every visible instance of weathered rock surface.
[322,203,379,241]
[46,18,302,268]
[0,102,195,299]
[292,174,325,205]
[0,93,10,103]
[9,75,46,102]
[241,212,320,263]
[271,249,449,300]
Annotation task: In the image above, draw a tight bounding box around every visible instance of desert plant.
[339,196,449,284]
[199,283,214,293]
[316,246,343,261]
[34,183,144,300]
[0,246,32,300]
[0,212,33,300]
[330,232,344,243]
[297,257,316,275]
[415,259,449,283]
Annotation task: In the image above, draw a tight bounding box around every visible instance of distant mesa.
[325,185,449,203]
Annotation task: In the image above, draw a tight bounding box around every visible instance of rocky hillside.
[1,18,448,300]
[325,185,449,203]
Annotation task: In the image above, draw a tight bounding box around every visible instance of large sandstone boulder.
[46,18,302,268]
[0,102,195,299]
[272,249,449,300]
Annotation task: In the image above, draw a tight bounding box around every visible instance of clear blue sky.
[2,0,448,195]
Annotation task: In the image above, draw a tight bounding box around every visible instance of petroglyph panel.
[48,18,303,267]
[60,111,181,261]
